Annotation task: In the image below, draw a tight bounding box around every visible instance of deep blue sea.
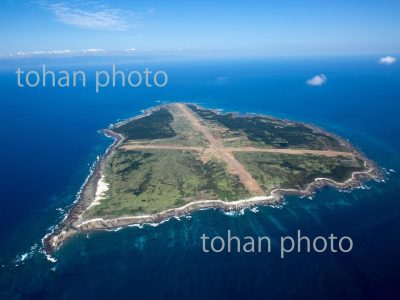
[0,57,399,300]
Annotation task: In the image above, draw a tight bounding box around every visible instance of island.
[43,103,380,254]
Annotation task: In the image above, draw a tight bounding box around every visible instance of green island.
[44,103,379,253]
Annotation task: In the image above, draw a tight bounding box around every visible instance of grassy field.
[149,104,209,147]
[82,103,367,219]
[113,108,176,140]
[84,149,250,219]
[234,152,365,192]
[187,104,348,150]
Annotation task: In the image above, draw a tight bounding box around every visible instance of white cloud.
[42,2,133,31]
[123,48,137,52]
[379,56,397,65]
[16,51,47,56]
[0,48,189,59]
[306,74,327,86]
[48,49,73,54]
[82,48,106,54]
[9,48,106,57]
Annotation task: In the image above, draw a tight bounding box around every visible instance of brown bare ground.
[120,104,355,195]
[226,147,355,157]
[122,144,354,158]
[122,144,204,151]
[176,104,264,194]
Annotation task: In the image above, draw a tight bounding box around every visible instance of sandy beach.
[42,105,382,256]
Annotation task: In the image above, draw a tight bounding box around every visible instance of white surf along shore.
[42,104,382,255]
[79,152,379,231]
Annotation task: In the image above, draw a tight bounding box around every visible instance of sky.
[1,0,400,58]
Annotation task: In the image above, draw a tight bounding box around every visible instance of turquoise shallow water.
[0,57,399,299]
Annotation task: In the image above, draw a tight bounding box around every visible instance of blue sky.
[1,0,400,57]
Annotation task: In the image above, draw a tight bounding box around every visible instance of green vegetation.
[234,152,365,192]
[84,149,250,219]
[187,104,347,150]
[82,103,368,220]
[113,108,176,140]
[149,104,208,147]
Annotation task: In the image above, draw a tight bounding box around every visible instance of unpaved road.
[122,144,204,151]
[123,144,354,158]
[121,104,355,195]
[176,103,264,195]
[226,147,354,157]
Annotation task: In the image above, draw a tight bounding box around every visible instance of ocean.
[0,57,399,299]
